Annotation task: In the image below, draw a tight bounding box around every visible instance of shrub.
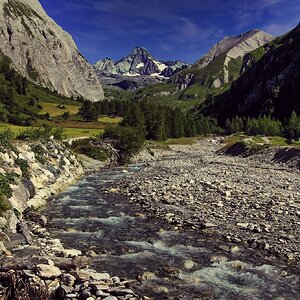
[0,172,16,215]
[31,144,46,164]
[71,138,109,161]
[0,129,15,152]
[103,126,145,164]
[17,124,65,141]
[15,158,30,178]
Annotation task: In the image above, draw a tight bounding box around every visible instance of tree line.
[225,112,300,138]
[79,99,221,141]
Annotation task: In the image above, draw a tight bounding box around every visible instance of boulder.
[6,210,19,233]
[36,264,62,279]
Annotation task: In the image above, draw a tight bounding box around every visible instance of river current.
[43,165,300,300]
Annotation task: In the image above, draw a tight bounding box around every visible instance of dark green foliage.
[78,100,99,122]
[120,103,146,135]
[71,138,109,161]
[17,125,64,141]
[225,115,283,136]
[286,111,300,139]
[0,129,15,152]
[62,111,70,120]
[103,126,145,164]
[0,172,17,215]
[15,158,30,178]
[30,144,46,164]
[195,114,222,136]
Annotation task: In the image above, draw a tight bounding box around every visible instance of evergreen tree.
[287,111,300,138]
[78,100,98,122]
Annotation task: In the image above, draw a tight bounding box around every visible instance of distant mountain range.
[199,23,300,123]
[129,29,274,105]
[94,47,188,90]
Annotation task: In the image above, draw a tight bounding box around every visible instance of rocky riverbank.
[0,211,141,300]
[117,138,300,270]
[0,139,141,299]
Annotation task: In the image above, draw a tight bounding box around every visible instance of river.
[43,165,300,300]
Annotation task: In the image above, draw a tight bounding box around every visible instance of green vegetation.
[30,144,46,164]
[224,112,300,139]
[0,172,16,215]
[15,158,30,178]
[0,129,15,152]
[71,138,109,161]
[63,128,104,139]
[103,126,145,164]
[38,102,80,116]
[16,125,64,141]
[98,116,122,124]
[200,24,300,124]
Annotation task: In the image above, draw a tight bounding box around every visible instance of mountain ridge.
[199,23,300,123]
[94,46,188,90]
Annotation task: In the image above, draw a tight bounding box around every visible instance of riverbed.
[43,161,300,300]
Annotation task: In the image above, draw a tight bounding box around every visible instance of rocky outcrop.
[0,139,84,239]
[0,0,104,101]
[95,46,188,90]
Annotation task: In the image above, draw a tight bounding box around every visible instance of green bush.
[0,172,16,215]
[15,158,30,178]
[71,138,109,161]
[103,126,145,164]
[17,124,65,141]
[31,144,46,164]
[0,129,15,152]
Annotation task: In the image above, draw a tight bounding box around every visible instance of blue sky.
[39,0,299,64]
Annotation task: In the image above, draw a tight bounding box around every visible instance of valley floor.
[118,138,300,269]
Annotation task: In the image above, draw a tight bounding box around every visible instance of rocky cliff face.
[94,46,188,90]
[0,0,104,101]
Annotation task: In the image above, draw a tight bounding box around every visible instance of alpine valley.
[0,1,299,300]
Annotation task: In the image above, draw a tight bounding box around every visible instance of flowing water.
[43,165,300,300]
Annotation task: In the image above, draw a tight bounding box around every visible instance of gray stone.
[36,264,62,279]
[6,210,19,233]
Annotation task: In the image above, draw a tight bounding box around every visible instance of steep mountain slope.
[0,0,104,101]
[169,30,275,99]
[199,23,300,123]
[95,47,188,90]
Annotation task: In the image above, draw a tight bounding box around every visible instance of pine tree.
[287,111,299,138]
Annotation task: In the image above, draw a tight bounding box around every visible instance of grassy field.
[39,102,80,116]
[222,134,300,149]
[63,128,104,138]
[0,123,104,139]
[98,116,122,124]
